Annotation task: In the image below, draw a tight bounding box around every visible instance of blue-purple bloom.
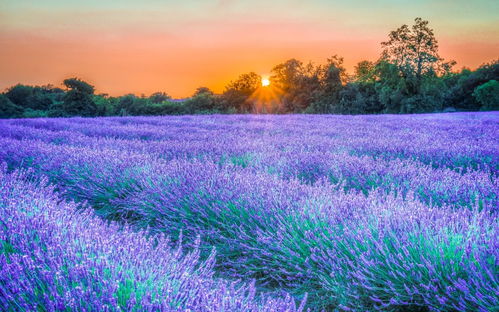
[0,112,497,311]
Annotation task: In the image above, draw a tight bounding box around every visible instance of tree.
[309,56,346,113]
[93,94,116,116]
[338,83,382,114]
[473,80,499,111]
[0,94,23,118]
[354,60,376,83]
[5,84,33,108]
[149,92,171,104]
[374,60,407,113]
[29,85,64,111]
[4,84,64,114]
[116,94,141,115]
[63,78,95,95]
[221,72,261,113]
[322,55,349,85]
[381,18,443,94]
[445,60,499,110]
[270,59,323,113]
[186,95,218,114]
[62,78,97,116]
[184,87,219,114]
[377,18,457,113]
[193,87,214,97]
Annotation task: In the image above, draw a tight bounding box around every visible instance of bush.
[0,94,23,118]
[474,80,499,111]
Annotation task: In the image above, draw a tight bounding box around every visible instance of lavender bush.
[0,169,305,311]
[0,112,497,311]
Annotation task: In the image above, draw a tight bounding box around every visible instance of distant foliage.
[1,18,498,118]
[220,72,262,113]
[473,79,499,111]
[149,91,171,104]
[62,78,98,117]
[184,87,221,113]
[0,94,22,118]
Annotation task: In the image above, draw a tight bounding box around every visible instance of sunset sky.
[1,0,498,98]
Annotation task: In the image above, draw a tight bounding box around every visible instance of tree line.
[1,18,498,118]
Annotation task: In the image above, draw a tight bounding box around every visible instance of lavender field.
[0,113,498,311]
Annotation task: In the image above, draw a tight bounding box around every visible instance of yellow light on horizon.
[261,77,270,87]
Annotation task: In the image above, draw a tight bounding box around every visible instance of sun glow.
[261,77,270,87]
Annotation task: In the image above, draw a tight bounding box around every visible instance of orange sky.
[1,0,498,98]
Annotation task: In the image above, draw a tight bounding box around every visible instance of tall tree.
[381,18,442,93]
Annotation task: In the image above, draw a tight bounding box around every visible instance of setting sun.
[261,78,270,87]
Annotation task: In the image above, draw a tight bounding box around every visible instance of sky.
[1,0,498,98]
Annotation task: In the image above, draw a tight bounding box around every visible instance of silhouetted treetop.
[63,78,95,95]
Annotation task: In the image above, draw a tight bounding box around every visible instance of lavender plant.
[0,169,305,311]
[0,112,497,311]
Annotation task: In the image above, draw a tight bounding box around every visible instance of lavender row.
[1,113,497,172]
[0,169,305,311]
[0,136,496,210]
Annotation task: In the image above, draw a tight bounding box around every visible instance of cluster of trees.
[1,18,497,118]
[0,79,228,118]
